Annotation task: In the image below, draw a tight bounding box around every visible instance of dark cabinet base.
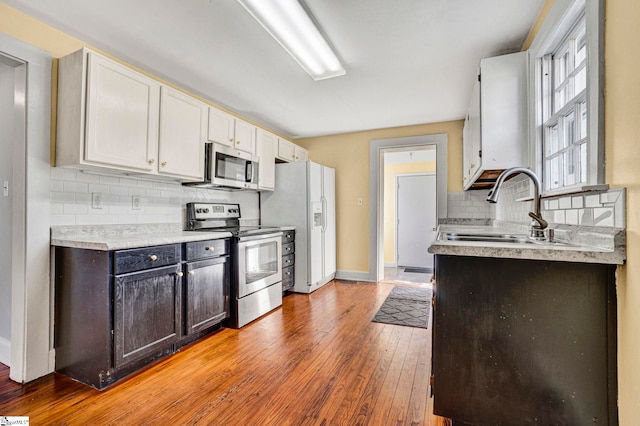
[433,255,617,426]
[54,242,230,390]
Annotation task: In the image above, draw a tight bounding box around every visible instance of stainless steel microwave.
[186,143,259,190]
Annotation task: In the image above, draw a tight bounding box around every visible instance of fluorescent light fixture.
[237,0,346,81]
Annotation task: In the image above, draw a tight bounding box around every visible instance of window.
[530,0,604,195]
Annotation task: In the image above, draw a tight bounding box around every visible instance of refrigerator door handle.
[321,196,327,232]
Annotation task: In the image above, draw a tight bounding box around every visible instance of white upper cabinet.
[277,138,296,162]
[276,138,308,162]
[294,145,309,162]
[57,48,205,181]
[158,86,206,181]
[57,49,160,173]
[207,107,256,154]
[256,129,276,191]
[462,51,529,190]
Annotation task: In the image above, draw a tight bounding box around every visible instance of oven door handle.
[237,232,283,243]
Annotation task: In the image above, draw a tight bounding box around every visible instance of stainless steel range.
[186,202,283,328]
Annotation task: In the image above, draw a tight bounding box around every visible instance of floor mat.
[372,286,431,328]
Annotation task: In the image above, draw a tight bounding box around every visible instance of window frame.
[528,0,605,197]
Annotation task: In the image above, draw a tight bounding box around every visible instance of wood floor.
[0,280,442,425]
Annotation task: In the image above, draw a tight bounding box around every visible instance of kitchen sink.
[438,232,574,246]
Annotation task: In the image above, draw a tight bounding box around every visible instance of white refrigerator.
[261,161,336,294]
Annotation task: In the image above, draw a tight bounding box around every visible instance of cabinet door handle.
[205,246,215,251]
[286,271,291,276]
[286,247,292,252]
[228,137,233,142]
[148,159,155,164]
[188,270,195,275]
[176,272,184,277]
[161,161,167,167]
[149,255,158,261]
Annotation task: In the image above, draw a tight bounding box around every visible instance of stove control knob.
[204,208,210,213]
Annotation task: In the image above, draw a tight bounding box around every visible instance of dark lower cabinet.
[184,245,230,335]
[432,255,618,426]
[114,264,182,368]
[282,230,295,293]
[54,238,230,389]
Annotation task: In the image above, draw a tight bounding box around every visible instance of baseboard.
[0,336,10,367]
[384,263,397,268]
[335,270,375,282]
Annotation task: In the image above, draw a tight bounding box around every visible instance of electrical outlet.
[91,192,103,209]
[132,195,141,210]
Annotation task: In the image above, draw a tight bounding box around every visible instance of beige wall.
[296,120,463,273]
[383,161,437,264]
[605,0,640,423]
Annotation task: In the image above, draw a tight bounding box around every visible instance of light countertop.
[428,221,625,265]
[51,223,231,251]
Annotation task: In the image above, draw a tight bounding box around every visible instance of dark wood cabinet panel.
[114,244,181,274]
[282,231,295,244]
[54,247,112,388]
[281,230,296,293]
[185,238,229,261]
[185,257,230,335]
[432,255,617,426]
[114,264,183,368]
[282,265,294,292]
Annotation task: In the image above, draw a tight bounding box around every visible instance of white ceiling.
[3,0,545,139]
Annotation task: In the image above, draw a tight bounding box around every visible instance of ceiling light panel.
[237,0,346,81]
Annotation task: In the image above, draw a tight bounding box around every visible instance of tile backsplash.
[447,190,496,219]
[50,167,259,226]
[493,176,626,228]
[447,176,626,229]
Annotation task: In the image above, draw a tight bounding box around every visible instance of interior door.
[396,174,437,270]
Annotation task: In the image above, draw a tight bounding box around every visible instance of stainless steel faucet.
[486,167,548,240]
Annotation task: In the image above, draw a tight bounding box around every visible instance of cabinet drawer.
[283,253,295,268]
[282,242,295,256]
[185,239,229,261]
[282,230,295,244]
[114,244,181,274]
[282,265,294,291]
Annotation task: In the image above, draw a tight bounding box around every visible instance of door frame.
[369,134,447,282]
[0,33,52,383]
[395,172,436,268]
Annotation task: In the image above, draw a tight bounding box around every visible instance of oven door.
[236,233,282,298]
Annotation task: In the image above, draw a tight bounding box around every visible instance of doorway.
[375,138,446,286]
[0,33,52,383]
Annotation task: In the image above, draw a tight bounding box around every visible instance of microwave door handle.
[246,162,253,182]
